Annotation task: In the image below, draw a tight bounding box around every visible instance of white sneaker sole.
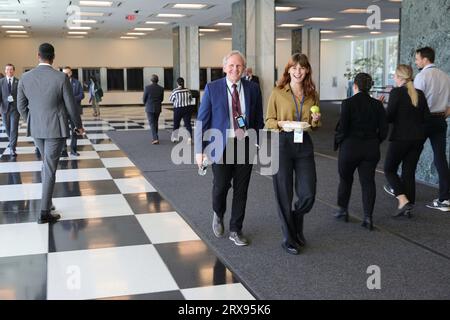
[228,236,248,246]
[426,204,450,212]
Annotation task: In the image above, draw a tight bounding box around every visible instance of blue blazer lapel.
[221,78,230,128]
[243,80,251,121]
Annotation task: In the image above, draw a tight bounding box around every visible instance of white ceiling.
[0,0,401,40]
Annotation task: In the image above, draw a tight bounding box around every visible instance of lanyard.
[290,87,305,122]
[226,82,243,115]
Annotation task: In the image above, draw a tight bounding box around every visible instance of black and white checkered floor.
[0,107,254,300]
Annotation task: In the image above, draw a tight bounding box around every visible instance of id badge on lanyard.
[291,91,305,143]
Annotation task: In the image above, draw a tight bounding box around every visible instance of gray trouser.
[34,138,66,211]
[2,108,20,151]
[91,99,100,115]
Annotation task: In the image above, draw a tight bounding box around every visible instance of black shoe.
[70,151,80,156]
[229,231,249,246]
[334,207,349,222]
[38,211,61,224]
[361,216,374,231]
[10,151,17,157]
[51,204,56,211]
[281,241,300,255]
[61,150,69,157]
[383,184,395,197]
[392,202,414,218]
[212,212,224,238]
[35,148,41,158]
[295,214,306,247]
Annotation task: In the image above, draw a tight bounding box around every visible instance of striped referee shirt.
[169,87,192,108]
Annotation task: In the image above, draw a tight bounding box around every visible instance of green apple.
[310,105,320,113]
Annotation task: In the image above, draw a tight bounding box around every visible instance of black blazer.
[335,92,388,149]
[143,83,164,113]
[386,86,430,141]
[0,76,19,113]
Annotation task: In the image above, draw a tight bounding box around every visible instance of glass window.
[386,36,398,87]
[199,68,207,89]
[107,68,124,91]
[164,68,173,90]
[82,68,101,91]
[211,68,225,81]
[126,68,143,91]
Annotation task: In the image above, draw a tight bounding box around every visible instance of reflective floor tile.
[84,126,114,132]
[3,147,36,154]
[136,212,200,244]
[101,157,135,168]
[181,283,255,300]
[99,290,184,300]
[54,194,134,221]
[0,199,41,217]
[55,168,112,183]
[47,244,178,300]
[0,183,41,201]
[107,167,142,179]
[48,215,150,252]
[0,161,42,173]
[113,126,144,130]
[0,153,41,162]
[59,151,100,160]
[89,139,113,144]
[86,133,110,140]
[0,254,47,300]
[0,171,41,185]
[154,240,239,289]
[0,222,48,258]
[52,180,121,198]
[75,145,95,151]
[96,150,127,158]
[57,159,104,169]
[74,139,93,146]
[124,192,175,214]
[17,136,35,142]
[92,144,120,151]
[113,177,156,194]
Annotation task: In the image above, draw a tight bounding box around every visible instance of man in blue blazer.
[195,51,264,246]
[62,66,85,156]
[0,64,20,157]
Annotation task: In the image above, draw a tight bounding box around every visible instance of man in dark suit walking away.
[143,74,164,144]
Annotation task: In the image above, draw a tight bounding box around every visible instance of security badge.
[235,115,246,129]
[294,128,303,143]
[7,95,14,103]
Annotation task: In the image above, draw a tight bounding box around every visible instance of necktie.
[231,84,245,139]
[8,78,12,94]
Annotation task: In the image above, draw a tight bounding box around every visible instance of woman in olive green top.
[265,53,321,255]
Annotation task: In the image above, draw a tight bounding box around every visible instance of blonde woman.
[384,64,430,217]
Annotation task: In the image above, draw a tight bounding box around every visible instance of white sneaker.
[426,199,450,212]
[187,138,192,144]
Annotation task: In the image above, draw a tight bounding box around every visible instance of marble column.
[399,0,450,186]
[173,25,200,90]
[291,27,321,94]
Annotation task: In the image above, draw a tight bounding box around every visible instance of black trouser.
[62,119,78,153]
[425,116,450,201]
[173,106,193,138]
[273,132,316,246]
[212,137,252,232]
[2,108,20,152]
[146,111,160,141]
[384,140,424,204]
[338,138,380,218]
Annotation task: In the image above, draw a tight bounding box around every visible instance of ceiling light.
[120,36,137,39]
[320,30,335,33]
[79,12,105,17]
[321,39,331,42]
[275,6,297,12]
[68,31,88,34]
[1,25,24,28]
[199,33,204,36]
[67,36,85,39]
[145,21,169,25]
[126,32,146,35]
[8,35,29,38]
[68,26,92,30]
[276,38,289,41]
[340,9,368,14]
[278,23,302,28]
[171,4,208,10]
[216,22,232,26]
[389,0,402,2]
[346,25,368,29]
[199,28,219,32]
[370,31,382,34]
[222,38,232,40]
[0,10,17,15]
[79,1,112,7]
[72,19,97,24]
[342,35,356,38]
[0,18,20,22]
[156,13,186,18]
[6,30,27,33]
[305,17,335,22]
[134,27,156,31]
[383,19,400,23]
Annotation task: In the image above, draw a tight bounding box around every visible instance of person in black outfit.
[143,74,164,144]
[334,73,388,230]
[384,65,430,217]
